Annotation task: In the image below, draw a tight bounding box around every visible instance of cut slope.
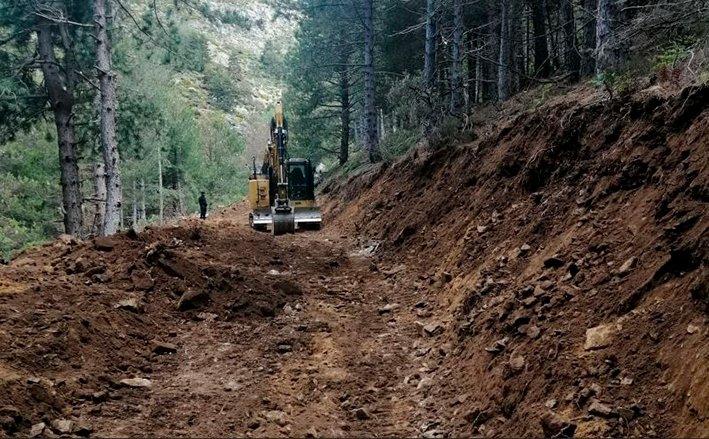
[322,83,709,437]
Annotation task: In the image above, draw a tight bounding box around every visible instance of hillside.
[321,81,709,436]
[0,80,706,438]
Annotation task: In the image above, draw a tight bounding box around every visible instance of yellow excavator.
[248,100,322,235]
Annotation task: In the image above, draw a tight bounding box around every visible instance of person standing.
[198,192,208,220]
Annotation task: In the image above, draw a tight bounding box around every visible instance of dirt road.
[0,205,447,438]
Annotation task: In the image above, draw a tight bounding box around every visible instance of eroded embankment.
[322,83,709,437]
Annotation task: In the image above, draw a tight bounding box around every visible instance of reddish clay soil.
[0,81,707,438]
[322,82,709,437]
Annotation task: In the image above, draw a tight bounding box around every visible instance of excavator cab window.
[288,160,314,201]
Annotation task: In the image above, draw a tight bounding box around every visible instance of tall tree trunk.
[177,179,184,217]
[93,163,106,235]
[95,0,122,235]
[511,0,525,93]
[498,0,511,102]
[36,20,83,236]
[581,0,598,76]
[562,0,581,80]
[450,0,464,114]
[139,178,146,222]
[363,0,380,162]
[338,50,350,166]
[424,0,437,91]
[158,146,164,224]
[466,35,476,112]
[529,0,551,77]
[131,180,138,227]
[596,0,625,73]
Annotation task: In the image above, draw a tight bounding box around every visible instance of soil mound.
[0,216,306,436]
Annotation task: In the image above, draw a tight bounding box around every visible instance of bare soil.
[1,81,707,438]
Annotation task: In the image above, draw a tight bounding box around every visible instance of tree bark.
[338,49,350,166]
[95,0,122,235]
[581,0,598,76]
[498,0,511,102]
[36,20,83,236]
[562,0,581,80]
[450,0,464,114]
[596,0,625,73]
[363,0,380,162]
[529,0,551,77]
[424,0,437,92]
[93,162,106,235]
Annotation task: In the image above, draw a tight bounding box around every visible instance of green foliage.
[0,124,61,261]
[592,70,634,99]
[380,129,420,162]
[204,65,239,112]
[196,1,252,29]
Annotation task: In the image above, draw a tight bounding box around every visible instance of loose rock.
[115,298,143,313]
[526,325,541,339]
[177,289,210,311]
[93,237,115,251]
[131,271,154,291]
[509,354,526,372]
[152,341,178,355]
[422,322,444,337]
[120,378,152,388]
[584,324,617,350]
[277,344,293,353]
[29,422,46,438]
[540,411,576,437]
[265,410,288,427]
[618,257,638,275]
[543,256,565,269]
[74,423,93,437]
[378,303,400,315]
[50,419,74,434]
[353,407,371,420]
[485,337,509,353]
[588,401,615,418]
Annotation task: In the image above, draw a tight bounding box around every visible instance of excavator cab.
[288,159,322,229]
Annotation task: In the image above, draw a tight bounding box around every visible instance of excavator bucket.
[272,208,295,236]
